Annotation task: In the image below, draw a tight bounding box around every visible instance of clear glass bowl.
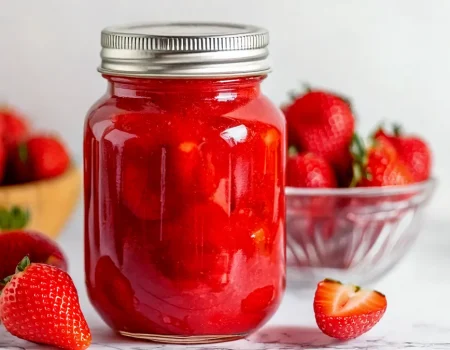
[286,179,436,288]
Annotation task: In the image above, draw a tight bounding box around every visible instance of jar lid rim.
[99,22,271,78]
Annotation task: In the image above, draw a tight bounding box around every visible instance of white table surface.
[1,204,450,350]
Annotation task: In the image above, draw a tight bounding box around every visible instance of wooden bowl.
[0,166,81,239]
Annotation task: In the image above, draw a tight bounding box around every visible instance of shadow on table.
[249,325,341,347]
[90,325,346,349]
[90,328,143,349]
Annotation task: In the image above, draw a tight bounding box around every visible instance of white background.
[0,0,447,217]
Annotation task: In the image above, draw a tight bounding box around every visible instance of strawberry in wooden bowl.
[0,106,81,239]
[283,86,435,288]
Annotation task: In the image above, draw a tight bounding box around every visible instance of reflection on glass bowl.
[285,179,436,288]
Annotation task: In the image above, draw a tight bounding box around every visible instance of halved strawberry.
[375,125,432,182]
[350,133,413,187]
[314,279,387,340]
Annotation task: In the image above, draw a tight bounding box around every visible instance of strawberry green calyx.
[393,123,403,136]
[350,134,366,161]
[349,133,372,187]
[18,142,28,163]
[302,83,313,94]
[10,206,30,230]
[287,89,299,102]
[323,278,362,292]
[0,206,31,230]
[323,278,342,284]
[1,275,12,287]
[16,256,31,273]
[1,256,31,291]
[0,275,13,295]
[286,82,313,101]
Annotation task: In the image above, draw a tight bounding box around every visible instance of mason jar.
[84,22,286,344]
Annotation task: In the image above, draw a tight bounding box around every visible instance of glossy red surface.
[84,76,286,337]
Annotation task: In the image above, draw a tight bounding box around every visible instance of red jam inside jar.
[84,23,286,344]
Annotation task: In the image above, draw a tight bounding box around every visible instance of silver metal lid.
[99,22,270,78]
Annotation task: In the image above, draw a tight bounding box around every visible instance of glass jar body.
[84,76,286,343]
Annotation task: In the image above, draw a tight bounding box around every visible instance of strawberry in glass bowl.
[283,87,435,288]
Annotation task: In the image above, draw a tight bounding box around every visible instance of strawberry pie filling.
[84,77,286,337]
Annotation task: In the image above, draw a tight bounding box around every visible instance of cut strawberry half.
[314,279,387,340]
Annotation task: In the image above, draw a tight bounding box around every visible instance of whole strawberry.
[286,148,337,188]
[0,106,30,150]
[0,230,67,281]
[351,134,413,187]
[11,134,70,182]
[0,257,91,350]
[314,278,387,340]
[375,125,431,182]
[284,88,355,184]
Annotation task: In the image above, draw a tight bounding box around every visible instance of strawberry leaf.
[0,207,10,230]
[0,275,12,288]
[18,142,28,163]
[302,83,313,94]
[16,256,31,273]
[287,90,299,101]
[9,206,30,230]
[350,133,369,187]
[393,123,403,136]
[0,207,30,230]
